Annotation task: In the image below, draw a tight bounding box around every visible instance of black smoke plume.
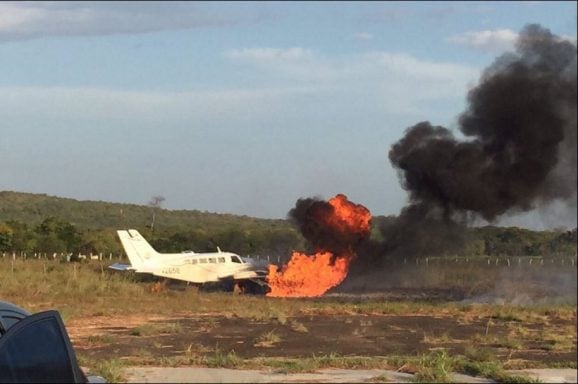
[382,24,577,258]
[288,195,368,255]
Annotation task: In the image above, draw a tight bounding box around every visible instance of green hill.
[0,190,288,231]
[0,191,574,259]
[0,191,304,256]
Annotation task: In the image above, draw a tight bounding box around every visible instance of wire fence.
[1,251,576,268]
[1,251,123,261]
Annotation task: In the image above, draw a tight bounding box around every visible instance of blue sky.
[0,1,576,228]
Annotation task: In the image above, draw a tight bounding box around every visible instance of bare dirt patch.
[69,308,576,367]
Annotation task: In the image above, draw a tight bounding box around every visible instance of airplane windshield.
[231,256,242,263]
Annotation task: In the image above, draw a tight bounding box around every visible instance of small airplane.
[110,229,269,293]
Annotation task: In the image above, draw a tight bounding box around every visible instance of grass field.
[1,257,576,383]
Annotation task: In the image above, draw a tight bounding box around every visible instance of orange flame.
[267,194,371,297]
[267,251,352,297]
[322,194,371,235]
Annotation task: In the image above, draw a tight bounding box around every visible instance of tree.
[35,217,81,253]
[148,195,165,239]
[0,223,13,251]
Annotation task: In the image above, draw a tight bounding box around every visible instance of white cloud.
[446,28,577,53]
[0,85,315,125]
[223,47,313,62]
[367,51,477,81]
[224,46,480,110]
[446,29,518,53]
[0,43,481,130]
[0,1,263,42]
[353,31,373,41]
[223,46,339,82]
[562,34,578,46]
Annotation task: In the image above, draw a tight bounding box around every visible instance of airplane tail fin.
[117,229,159,269]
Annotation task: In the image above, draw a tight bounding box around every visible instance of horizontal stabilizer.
[108,263,135,271]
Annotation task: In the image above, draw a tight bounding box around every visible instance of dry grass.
[2,257,576,381]
[130,322,183,336]
[254,329,282,348]
[422,332,457,344]
[2,259,575,321]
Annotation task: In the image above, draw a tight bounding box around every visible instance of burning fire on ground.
[267,194,371,297]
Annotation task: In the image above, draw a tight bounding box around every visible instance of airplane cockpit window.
[199,259,207,264]
[191,259,198,264]
[208,258,216,264]
[217,257,225,263]
[231,256,242,263]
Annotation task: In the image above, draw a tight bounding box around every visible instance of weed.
[133,348,153,360]
[130,322,182,336]
[492,372,543,383]
[265,358,317,374]
[199,317,218,331]
[206,348,242,368]
[539,327,576,351]
[289,319,309,333]
[158,355,190,367]
[367,373,390,382]
[507,324,533,339]
[422,332,455,344]
[254,329,282,347]
[183,342,211,357]
[86,334,115,346]
[84,358,125,383]
[411,350,454,383]
[456,355,542,383]
[500,338,524,350]
[464,346,495,362]
[458,359,503,378]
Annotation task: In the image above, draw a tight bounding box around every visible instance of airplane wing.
[108,263,135,271]
[233,269,268,280]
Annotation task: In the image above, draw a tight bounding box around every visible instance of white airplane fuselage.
[113,229,268,285]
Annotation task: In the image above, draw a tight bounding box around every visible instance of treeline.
[0,191,305,257]
[0,191,576,258]
[466,225,577,257]
[372,216,576,258]
[0,217,305,258]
